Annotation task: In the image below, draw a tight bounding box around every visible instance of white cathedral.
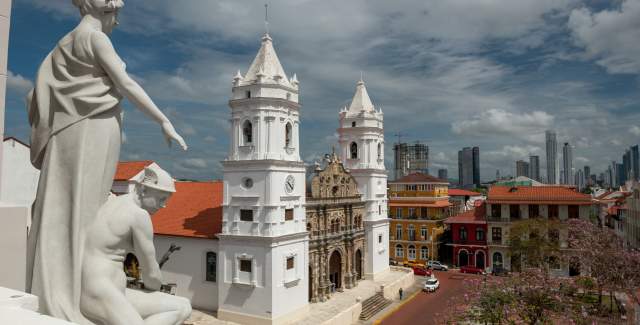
[210,32,389,324]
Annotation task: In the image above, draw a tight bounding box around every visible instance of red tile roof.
[487,186,592,205]
[390,173,448,184]
[449,189,482,197]
[152,181,223,239]
[445,204,486,224]
[114,161,153,181]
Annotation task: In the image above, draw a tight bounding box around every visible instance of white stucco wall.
[1,139,40,210]
[154,236,219,311]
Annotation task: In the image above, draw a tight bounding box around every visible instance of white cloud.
[180,158,208,169]
[631,125,640,136]
[451,109,553,140]
[568,0,640,73]
[6,70,33,95]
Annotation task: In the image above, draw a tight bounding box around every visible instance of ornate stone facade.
[306,154,365,302]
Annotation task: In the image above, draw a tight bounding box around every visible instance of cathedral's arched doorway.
[355,249,363,280]
[329,250,342,291]
[475,251,485,269]
[308,266,313,302]
[458,250,469,267]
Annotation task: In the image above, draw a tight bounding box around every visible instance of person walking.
[399,287,404,300]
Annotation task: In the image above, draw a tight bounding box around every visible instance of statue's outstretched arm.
[92,31,188,150]
[131,210,163,291]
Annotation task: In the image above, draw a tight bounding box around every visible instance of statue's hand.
[161,121,188,150]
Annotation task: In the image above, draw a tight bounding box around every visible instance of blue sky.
[5,0,640,181]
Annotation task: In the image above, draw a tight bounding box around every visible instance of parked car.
[423,277,440,292]
[403,261,424,269]
[491,266,509,277]
[426,260,448,271]
[389,258,398,266]
[460,265,486,275]
[412,267,433,277]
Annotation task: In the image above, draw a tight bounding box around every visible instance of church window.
[395,245,404,258]
[242,120,252,144]
[377,143,382,159]
[240,259,252,273]
[240,209,253,222]
[379,205,382,215]
[350,142,358,159]
[378,234,383,243]
[285,208,294,221]
[352,121,356,127]
[285,122,292,147]
[246,90,251,98]
[206,252,217,282]
[286,257,295,270]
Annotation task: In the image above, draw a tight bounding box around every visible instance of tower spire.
[264,3,269,35]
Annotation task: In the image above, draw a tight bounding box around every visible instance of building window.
[421,208,428,219]
[529,205,539,218]
[568,205,579,219]
[510,205,520,219]
[395,244,404,258]
[459,226,467,241]
[396,208,403,218]
[421,226,427,239]
[409,208,416,218]
[548,205,559,219]
[420,246,428,260]
[396,224,402,240]
[378,234,383,243]
[350,142,358,159]
[408,225,416,241]
[379,205,382,215]
[352,121,356,127]
[476,228,484,241]
[240,209,254,222]
[242,120,253,144]
[408,245,416,260]
[493,252,503,268]
[246,90,251,98]
[492,227,502,243]
[285,208,294,221]
[240,259,252,273]
[286,257,294,270]
[206,252,216,282]
[307,223,312,232]
[377,143,382,160]
[285,122,292,148]
[491,204,501,218]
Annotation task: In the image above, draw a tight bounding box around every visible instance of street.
[379,271,478,325]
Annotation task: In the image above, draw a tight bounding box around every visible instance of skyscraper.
[562,142,573,185]
[438,168,448,181]
[583,166,591,186]
[458,147,479,188]
[516,160,530,178]
[545,131,558,184]
[393,142,429,180]
[631,145,639,181]
[623,149,631,183]
[529,155,540,181]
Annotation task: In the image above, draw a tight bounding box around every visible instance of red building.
[445,203,487,269]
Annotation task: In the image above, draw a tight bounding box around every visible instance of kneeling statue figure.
[80,165,191,325]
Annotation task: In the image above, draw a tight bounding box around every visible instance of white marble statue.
[81,166,191,325]
[25,0,187,323]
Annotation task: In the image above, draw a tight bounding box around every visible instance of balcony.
[453,239,487,246]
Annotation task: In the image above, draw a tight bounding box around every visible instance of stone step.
[359,293,392,321]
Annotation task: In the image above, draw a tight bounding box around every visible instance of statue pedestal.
[0,286,77,324]
[0,203,28,291]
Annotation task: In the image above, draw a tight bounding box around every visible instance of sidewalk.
[361,278,423,325]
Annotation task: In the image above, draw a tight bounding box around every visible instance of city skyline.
[4,1,640,181]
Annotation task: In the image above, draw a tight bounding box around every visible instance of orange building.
[388,173,451,265]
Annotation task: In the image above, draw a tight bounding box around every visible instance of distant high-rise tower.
[438,168,448,181]
[529,155,540,181]
[584,166,591,186]
[545,130,558,184]
[562,142,573,185]
[393,142,429,180]
[458,147,480,188]
[623,149,631,183]
[631,145,639,181]
[516,160,530,178]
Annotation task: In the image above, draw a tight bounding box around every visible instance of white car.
[427,260,449,271]
[423,277,440,292]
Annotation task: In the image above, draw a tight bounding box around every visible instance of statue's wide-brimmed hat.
[140,165,176,193]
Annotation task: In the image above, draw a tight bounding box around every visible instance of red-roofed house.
[445,204,487,269]
[151,181,223,311]
[448,188,484,214]
[486,186,592,275]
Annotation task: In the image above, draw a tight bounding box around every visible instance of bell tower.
[338,78,390,280]
[218,32,309,324]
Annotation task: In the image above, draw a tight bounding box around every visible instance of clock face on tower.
[285,175,295,194]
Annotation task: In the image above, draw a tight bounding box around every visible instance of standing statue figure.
[26,0,187,323]
[81,166,191,325]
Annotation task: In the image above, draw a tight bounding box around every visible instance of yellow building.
[388,173,451,265]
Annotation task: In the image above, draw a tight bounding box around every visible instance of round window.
[242,178,254,189]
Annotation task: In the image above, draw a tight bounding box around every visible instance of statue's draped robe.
[26,28,123,324]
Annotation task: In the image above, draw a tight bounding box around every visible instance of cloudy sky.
[5,0,640,181]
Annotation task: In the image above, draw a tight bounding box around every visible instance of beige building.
[306,154,365,302]
[626,184,640,249]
